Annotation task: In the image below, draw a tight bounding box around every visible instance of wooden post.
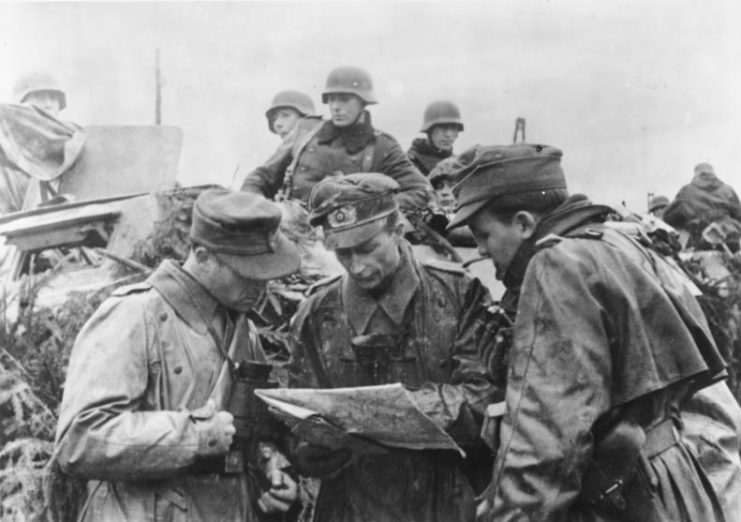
[155,49,162,125]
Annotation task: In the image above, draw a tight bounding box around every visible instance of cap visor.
[447,199,489,230]
[324,220,386,250]
[218,231,300,280]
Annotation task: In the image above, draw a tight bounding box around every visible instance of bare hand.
[191,399,236,456]
[256,469,298,514]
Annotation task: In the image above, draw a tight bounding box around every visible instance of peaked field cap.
[308,173,400,250]
[190,189,300,280]
[447,143,566,229]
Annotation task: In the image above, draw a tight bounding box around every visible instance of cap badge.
[327,205,358,228]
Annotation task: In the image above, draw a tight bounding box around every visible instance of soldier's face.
[429,124,460,152]
[209,254,268,312]
[24,91,62,116]
[327,94,364,127]
[467,209,535,280]
[271,108,302,139]
[335,226,402,290]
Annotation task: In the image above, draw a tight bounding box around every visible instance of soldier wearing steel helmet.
[13,71,68,118]
[407,100,464,177]
[265,90,318,140]
[242,66,431,212]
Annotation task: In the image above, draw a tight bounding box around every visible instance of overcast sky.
[1,0,739,211]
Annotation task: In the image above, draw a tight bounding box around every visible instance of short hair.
[382,210,401,233]
[483,188,569,223]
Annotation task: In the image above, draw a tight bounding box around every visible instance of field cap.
[190,189,300,280]
[308,173,399,250]
[448,143,566,229]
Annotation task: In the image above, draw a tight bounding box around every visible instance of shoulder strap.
[282,120,326,199]
[361,130,381,172]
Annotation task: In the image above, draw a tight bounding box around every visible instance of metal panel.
[58,125,182,199]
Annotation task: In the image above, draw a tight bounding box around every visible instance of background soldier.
[407,100,464,177]
[55,190,300,522]
[13,71,68,118]
[663,162,741,251]
[448,144,730,521]
[242,66,431,212]
[286,173,498,522]
[265,90,317,140]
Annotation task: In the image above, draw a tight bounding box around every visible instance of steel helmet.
[265,90,316,133]
[421,100,464,133]
[13,72,67,110]
[321,66,378,105]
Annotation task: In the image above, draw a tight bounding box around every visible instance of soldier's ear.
[513,211,539,240]
[192,244,211,264]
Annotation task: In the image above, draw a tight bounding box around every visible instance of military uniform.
[448,145,730,522]
[242,114,431,210]
[288,246,497,522]
[55,190,301,522]
[407,136,453,177]
[663,164,741,249]
[285,173,498,522]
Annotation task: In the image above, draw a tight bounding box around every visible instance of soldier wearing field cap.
[286,173,499,521]
[56,190,300,522]
[242,66,431,211]
[448,143,735,522]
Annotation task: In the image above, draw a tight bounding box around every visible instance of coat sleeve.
[240,127,298,198]
[54,296,212,481]
[286,296,331,389]
[375,135,432,211]
[489,245,613,522]
[411,275,501,445]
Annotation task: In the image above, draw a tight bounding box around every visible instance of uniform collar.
[343,244,419,334]
[316,111,375,154]
[502,194,613,290]
[148,259,220,334]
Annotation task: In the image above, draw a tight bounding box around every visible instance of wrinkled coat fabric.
[663,172,741,244]
[241,114,431,211]
[486,196,727,522]
[288,245,499,522]
[55,260,268,522]
[0,103,85,212]
[407,136,452,177]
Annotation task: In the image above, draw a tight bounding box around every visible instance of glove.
[291,441,352,478]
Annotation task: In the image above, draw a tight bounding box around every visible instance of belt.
[642,418,680,458]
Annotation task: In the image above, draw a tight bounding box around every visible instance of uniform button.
[308,147,315,152]
[174,366,183,375]
[159,312,168,321]
[301,166,307,171]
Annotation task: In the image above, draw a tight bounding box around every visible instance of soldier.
[663,162,741,251]
[241,66,431,212]
[448,144,730,521]
[648,194,669,219]
[407,100,464,177]
[13,71,68,118]
[55,190,300,522]
[265,90,317,140]
[286,173,499,521]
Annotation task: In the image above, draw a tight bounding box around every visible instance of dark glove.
[290,441,352,478]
